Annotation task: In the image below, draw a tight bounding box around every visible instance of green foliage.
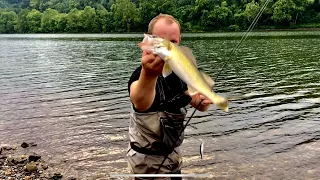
[111,0,140,32]
[244,0,260,22]
[0,10,17,33]
[229,24,240,31]
[0,0,10,8]
[15,9,30,33]
[0,0,319,33]
[80,6,99,32]
[26,9,42,33]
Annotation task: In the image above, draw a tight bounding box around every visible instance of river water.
[0,31,319,179]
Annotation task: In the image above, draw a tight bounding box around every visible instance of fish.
[138,34,229,112]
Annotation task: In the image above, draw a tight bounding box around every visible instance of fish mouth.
[138,34,165,51]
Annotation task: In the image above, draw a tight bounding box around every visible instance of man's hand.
[189,92,212,112]
[141,51,164,78]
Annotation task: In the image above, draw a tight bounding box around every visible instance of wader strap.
[130,142,172,156]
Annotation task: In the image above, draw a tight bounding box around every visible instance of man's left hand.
[189,92,212,112]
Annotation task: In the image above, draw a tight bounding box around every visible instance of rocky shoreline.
[0,142,66,180]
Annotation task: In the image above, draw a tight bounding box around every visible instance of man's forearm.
[130,69,158,111]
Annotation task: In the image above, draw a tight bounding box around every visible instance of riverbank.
[0,143,67,180]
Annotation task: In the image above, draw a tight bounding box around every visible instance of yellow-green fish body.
[139,34,228,112]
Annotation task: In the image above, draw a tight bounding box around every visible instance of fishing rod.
[154,0,271,177]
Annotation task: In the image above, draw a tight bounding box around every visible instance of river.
[0,31,319,179]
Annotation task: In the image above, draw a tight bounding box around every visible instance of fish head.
[138,34,171,59]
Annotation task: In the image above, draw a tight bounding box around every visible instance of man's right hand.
[141,51,164,78]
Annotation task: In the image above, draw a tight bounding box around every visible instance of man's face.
[152,18,181,45]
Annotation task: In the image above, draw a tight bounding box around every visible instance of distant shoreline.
[1,28,320,35]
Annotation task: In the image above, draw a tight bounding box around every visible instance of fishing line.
[215,0,271,81]
[153,0,271,177]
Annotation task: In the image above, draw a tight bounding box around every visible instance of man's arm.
[130,52,164,112]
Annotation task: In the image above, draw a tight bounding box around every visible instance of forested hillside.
[0,0,319,33]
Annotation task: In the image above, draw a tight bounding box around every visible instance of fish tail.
[207,93,229,112]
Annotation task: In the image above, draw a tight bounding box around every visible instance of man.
[127,14,212,179]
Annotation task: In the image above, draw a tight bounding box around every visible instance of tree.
[244,0,260,22]
[29,0,40,9]
[272,0,311,25]
[96,6,113,32]
[41,8,59,33]
[26,9,42,32]
[15,9,30,33]
[0,10,17,33]
[79,6,99,32]
[111,0,140,32]
[66,8,82,32]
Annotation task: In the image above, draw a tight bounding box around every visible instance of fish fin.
[163,35,171,50]
[187,72,214,96]
[180,46,197,66]
[201,72,215,89]
[163,39,171,50]
[162,62,172,77]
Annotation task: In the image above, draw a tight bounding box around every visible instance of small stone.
[28,154,41,162]
[15,156,28,164]
[2,146,14,150]
[24,176,31,180]
[0,155,6,159]
[21,142,29,148]
[5,170,12,175]
[7,157,15,165]
[29,142,37,147]
[25,162,38,172]
[307,170,314,174]
[50,173,63,180]
[68,177,77,180]
[41,163,49,170]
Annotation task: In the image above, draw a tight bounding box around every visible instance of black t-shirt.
[128,65,191,113]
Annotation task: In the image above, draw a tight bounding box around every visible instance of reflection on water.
[0,32,319,179]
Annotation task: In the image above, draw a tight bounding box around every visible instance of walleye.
[139,34,228,112]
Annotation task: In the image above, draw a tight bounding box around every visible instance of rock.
[7,156,15,165]
[68,177,77,180]
[15,156,28,164]
[41,163,49,170]
[21,142,29,148]
[24,176,31,180]
[28,154,41,162]
[25,162,38,172]
[49,173,63,180]
[2,146,14,150]
[6,156,27,165]
[5,169,12,175]
[0,155,7,159]
[29,142,37,147]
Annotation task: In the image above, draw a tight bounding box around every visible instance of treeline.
[0,0,320,33]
